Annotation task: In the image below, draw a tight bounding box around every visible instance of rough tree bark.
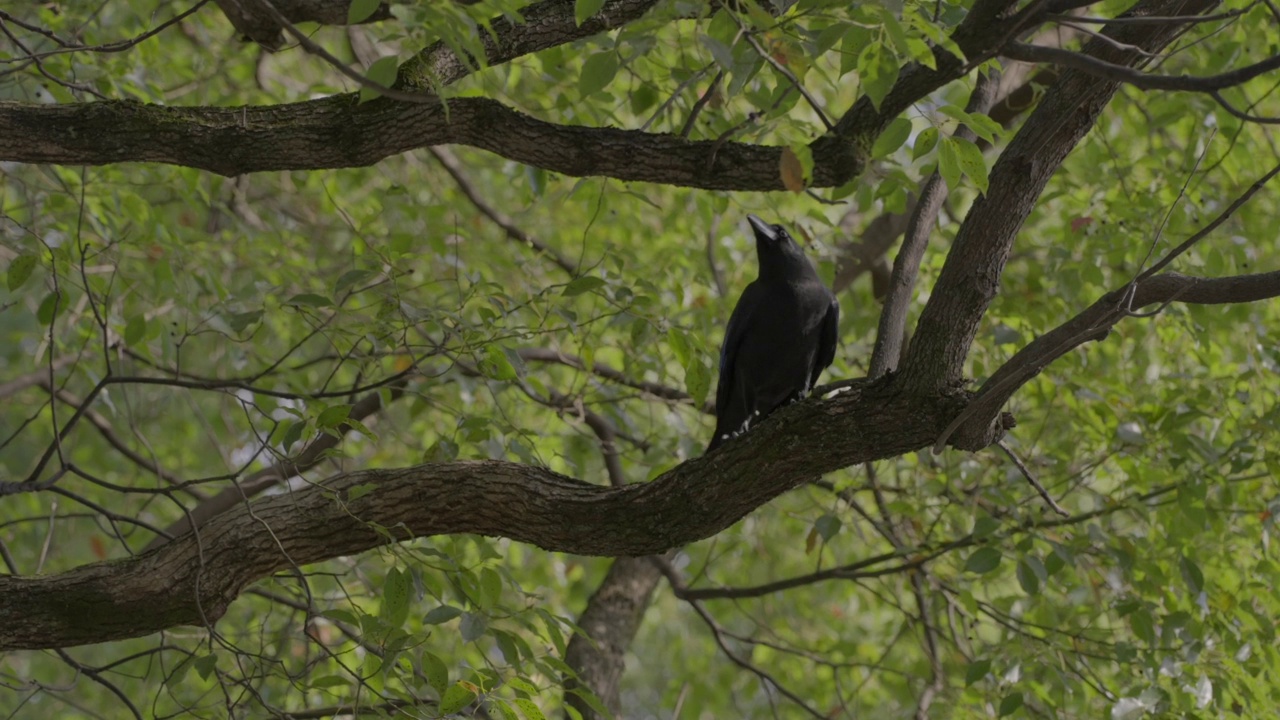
[0,387,972,651]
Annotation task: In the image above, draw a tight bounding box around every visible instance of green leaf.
[37,291,61,325]
[167,655,194,687]
[359,55,399,104]
[998,693,1023,717]
[937,137,962,192]
[575,0,605,25]
[422,652,449,695]
[1180,555,1205,594]
[379,568,412,630]
[227,310,262,333]
[857,43,899,111]
[684,356,711,409]
[124,315,147,345]
[323,609,362,626]
[952,137,988,194]
[1131,608,1156,644]
[513,698,547,720]
[424,605,464,625]
[964,547,1002,574]
[562,276,606,297]
[912,127,938,161]
[7,254,37,291]
[494,699,521,720]
[286,293,333,308]
[460,612,488,642]
[347,0,380,24]
[334,268,376,294]
[309,675,350,689]
[871,117,912,159]
[194,654,217,681]
[346,482,377,501]
[668,328,690,366]
[579,52,619,97]
[425,438,459,462]
[506,677,539,697]
[438,682,477,715]
[481,345,519,381]
[316,404,351,430]
[479,567,503,609]
[965,658,991,686]
[1016,558,1040,596]
[566,686,612,717]
[815,514,842,541]
[281,420,307,450]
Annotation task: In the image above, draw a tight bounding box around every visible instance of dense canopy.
[2,0,1280,718]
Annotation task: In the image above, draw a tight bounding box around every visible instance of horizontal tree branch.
[400,0,661,90]
[1002,42,1280,91]
[0,385,969,650]
[214,0,394,50]
[0,96,841,189]
[0,0,1039,187]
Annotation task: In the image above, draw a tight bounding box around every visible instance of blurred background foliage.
[2,0,1280,717]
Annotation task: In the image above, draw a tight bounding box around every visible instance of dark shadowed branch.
[0,386,969,651]
[869,72,1001,378]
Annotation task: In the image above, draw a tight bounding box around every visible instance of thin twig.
[996,440,1069,516]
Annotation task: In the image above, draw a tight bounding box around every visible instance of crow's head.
[747,214,811,277]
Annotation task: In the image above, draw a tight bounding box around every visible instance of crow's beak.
[747,214,779,243]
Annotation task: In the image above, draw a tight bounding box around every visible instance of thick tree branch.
[564,556,665,718]
[0,0,1040,188]
[869,73,1001,378]
[900,0,1220,401]
[0,385,968,651]
[214,0,394,50]
[399,0,661,90]
[0,96,836,190]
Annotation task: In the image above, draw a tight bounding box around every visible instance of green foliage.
[2,0,1280,718]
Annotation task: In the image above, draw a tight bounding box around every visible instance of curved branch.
[0,386,966,651]
[214,0,394,50]
[940,269,1280,451]
[1002,42,1280,92]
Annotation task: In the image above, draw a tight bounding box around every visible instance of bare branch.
[1003,42,1280,92]
[940,268,1280,452]
[517,348,702,409]
[427,146,577,276]
[143,384,404,550]
[996,440,1069,516]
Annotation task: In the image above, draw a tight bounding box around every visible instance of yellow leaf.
[779,147,806,193]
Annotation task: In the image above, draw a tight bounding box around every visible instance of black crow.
[708,215,840,452]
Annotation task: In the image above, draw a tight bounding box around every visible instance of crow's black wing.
[809,293,840,390]
[712,281,765,446]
